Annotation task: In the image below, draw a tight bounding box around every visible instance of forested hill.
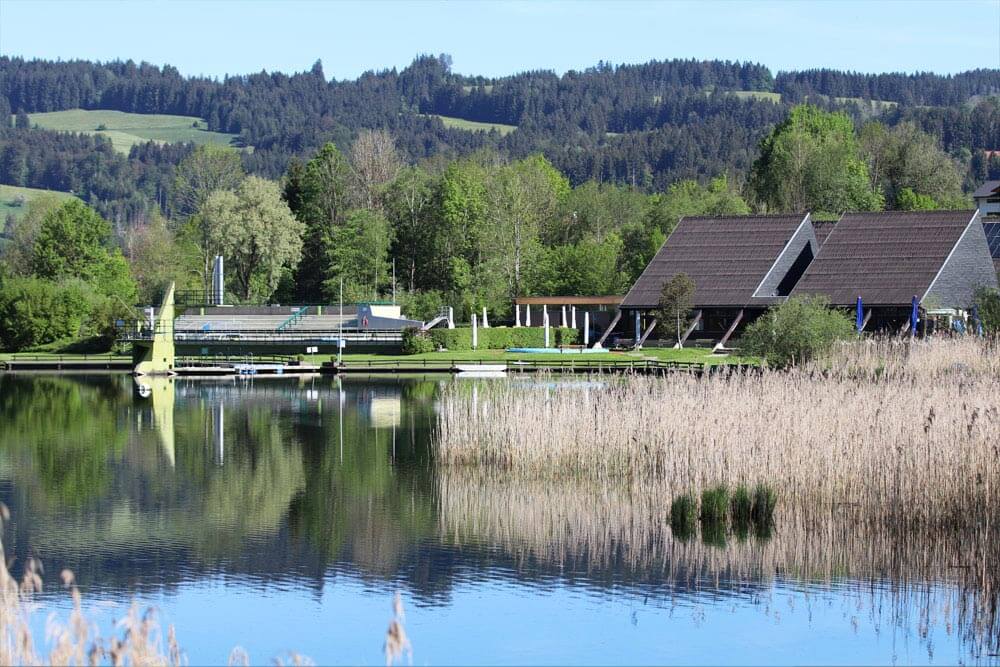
[2,54,999,222]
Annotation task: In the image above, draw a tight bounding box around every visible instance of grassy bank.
[436,337,1000,528]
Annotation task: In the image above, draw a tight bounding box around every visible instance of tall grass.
[436,338,1000,528]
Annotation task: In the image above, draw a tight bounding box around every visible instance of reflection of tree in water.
[438,468,1000,659]
[0,374,127,509]
[0,375,442,595]
[286,378,438,578]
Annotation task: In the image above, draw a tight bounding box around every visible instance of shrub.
[0,277,94,351]
[401,327,435,354]
[427,326,578,351]
[730,485,752,524]
[740,295,855,368]
[669,493,697,540]
[973,287,1000,334]
[751,483,778,524]
[700,485,729,523]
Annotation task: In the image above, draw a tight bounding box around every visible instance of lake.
[0,373,995,665]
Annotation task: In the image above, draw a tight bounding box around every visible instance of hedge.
[406,326,579,353]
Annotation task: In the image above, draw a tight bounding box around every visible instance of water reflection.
[0,373,996,664]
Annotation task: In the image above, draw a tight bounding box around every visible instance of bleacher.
[171,305,418,345]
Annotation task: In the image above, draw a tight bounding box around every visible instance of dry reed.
[437,467,1000,657]
[436,338,1000,529]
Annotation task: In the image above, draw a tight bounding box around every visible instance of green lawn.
[1,347,753,367]
[24,109,243,154]
[0,184,77,222]
[426,114,517,136]
[318,347,751,366]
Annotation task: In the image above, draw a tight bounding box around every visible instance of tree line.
[2,55,998,226]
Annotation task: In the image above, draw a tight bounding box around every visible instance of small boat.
[454,363,507,373]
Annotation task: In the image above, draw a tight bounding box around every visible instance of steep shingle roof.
[812,220,839,246]
[791,210,977,306]
[621,214,808,308]
[972,180,1000,198]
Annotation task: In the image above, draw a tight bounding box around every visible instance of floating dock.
[171,362,321,376]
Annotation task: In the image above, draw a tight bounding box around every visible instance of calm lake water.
[0,373,996,665]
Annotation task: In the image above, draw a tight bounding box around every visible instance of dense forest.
[2,55,999,226]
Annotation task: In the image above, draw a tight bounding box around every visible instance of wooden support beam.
[636,318,658,348]
[594,310,622,348]
[713,309,744,351]
[675,309,702,349]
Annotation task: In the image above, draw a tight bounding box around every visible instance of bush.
[427,326,578,351]
[751,483,778,525]
[669,493,697,541]
[973,287,1000,333]
[740,295,855,368]
[700,485,729,523]
[0,277,95,351]
[730,485,752,524]
[401,327,436,354]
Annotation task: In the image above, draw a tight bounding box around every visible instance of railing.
[118,325,404,344]
[333,357,730,373]
[0,353,129,362]
[275,306,310,332]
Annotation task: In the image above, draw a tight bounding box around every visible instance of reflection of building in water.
[213,401,224,466]
[368,396,401,429]
[134,376,175,466]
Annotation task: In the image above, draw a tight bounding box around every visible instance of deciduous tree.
[201,177,304,303]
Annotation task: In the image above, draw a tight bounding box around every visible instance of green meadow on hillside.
[730,90,783,103]
[427,114,517,135]
[24,109,242,153]
[0,184,77,222]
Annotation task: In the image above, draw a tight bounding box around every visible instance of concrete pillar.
[526,305,531,327]
[571,306,577,329]
[482,307,489,328]
[561,305,567,328]
[542,305,548,325]
[583,312,590,346]
[448,306,455,329]
[544,311,550,348]
[514,304,522,327]
[472,314,478,349]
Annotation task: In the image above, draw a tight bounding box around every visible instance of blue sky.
[1,0,998,79]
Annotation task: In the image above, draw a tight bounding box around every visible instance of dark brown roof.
[791,210,977,306]
[621,214,808,308]
[813,220,839,246]
[972,180,1000,198]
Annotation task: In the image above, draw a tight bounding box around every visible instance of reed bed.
[436,338,1000,529]
[437,467,1000,657]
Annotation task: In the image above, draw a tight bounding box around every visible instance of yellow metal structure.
[132,282,176,375]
